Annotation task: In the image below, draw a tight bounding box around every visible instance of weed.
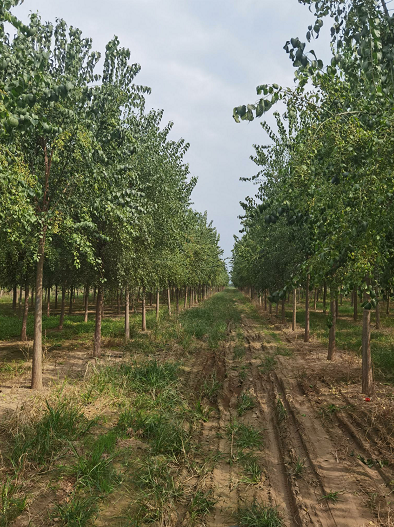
[318,403,341,419]
[133,456,183,506]
[238,501,283,526]
[293,457,305,478]
[276,397,287,422]
[239,453,262,484]
[202,372,222,403]
[234,343,245,360]
[226,421,264,450]
[11,399,93,468]
[192,399,213,422]
[118,409,190,456]
[239,365,248,384]
[319,491,342,503]
[237,393,256,416]
[259,356,276,373]
[54,494,98,526]
[189,490,216,521]
[0,478,26,526]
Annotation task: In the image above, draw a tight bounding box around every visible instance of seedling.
[319,490,342,503]
[237,393,256,416]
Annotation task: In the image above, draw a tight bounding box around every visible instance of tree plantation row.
[0,2,228,391]
[231,0,394,396]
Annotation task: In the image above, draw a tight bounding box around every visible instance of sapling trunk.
[314,289,317,311]
[323,282,327,314]
[387,290,390,315]
[46,287,50,316]
[176,287,179,315]
[362,285,374,395]
[375,287,380,329]
[281,297,286,324]
[327,299,336,360]
[59,286,66,330]
[142,287,147,331]
[167,287,171,316]
[184,287,188,309]
[125,285,130,341]
[84,286,89,323]
[292,288,296,331]
[31,234,45,390]
[12,284,17,312]
[68,286,73,315]
[94,286,103,357]
[304,274,310,343]
[21,283,29,341]
[156,290,160,321]
[353,289,358,321]
[55,285,58,310]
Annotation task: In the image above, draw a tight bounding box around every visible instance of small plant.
[293,457,305,478]
[54,494,98,527]
[189,490,216,521]
[237,393,256,416]
[318,403,340,418]
[239,453,262,484]
[259,356,276,373]
[202,372,222,403]
[234,343,245,360]
[193,399,213,422]
[238,501,283,526]
[318,490,341,503]
[0,478,26,527]
[226,421,264,450]
[276,397,287,422]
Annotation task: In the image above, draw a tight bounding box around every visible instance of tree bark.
[12,284,17,312]
[353,288,358,322]
[184,287,188,309]
[314,288,317,311]
[175,288,179,315]
[142,286,147,331]
[156,290,160,321]
[327,298,336,360]
[362,285,374,395]
[46,287,50,316]
[281,297,286,324]
[93,285,103,357]
[304,274,310,343]
[68,286,73,315]
[387,289,390,315]
[59,285,66,330]
[84,285,89,323]
[125,285,130,341]
[292,288,297,331]
[31,234,46,390]
[117,289,121,315]
[375,287,380,330]
[167,287,172,316]
[323,282,327,314]
[55,284,58,310]
[21,283,29,341]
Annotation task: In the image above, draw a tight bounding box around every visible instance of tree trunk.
[46,287,50,316]
[353,289,358,322]
[12,284,17,312]
[375,287,380,330]
[142,287,147,331]
[281,297,286,324]
[59,286,66,330]
[264,290,267,311]
[387,290,390,315]
[292,288,297,331]
[156,290,160,321]
[176,287,179,315]
[31,234,46,390]
[55,284,58,310]
[125,285,130,341]
[362,285,374,395]
[21,283,29,341]
[184,287,188,309]
[93,285,103,357]
[314,288,317,311]
[68,286,73,315]
[84,285,89,323]
[323,282,327,314]
[327,299,336,360]
[335,298,339,318]
[304,274,310,343]
[167,287,172,316]
[117,289,121,315]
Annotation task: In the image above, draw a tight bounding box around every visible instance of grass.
[318,490,342,503]
[293,457,305,478]
[259,355,277,373]
[189,490,216,522]
[11,399,93,468]
[54,494,99,527]
[201,372,222,403]
[276,397,287,422]
[237,393,256,416]
[239,453,262,484]
[238,502,283,527]
[0,478,26,527]
[226,421,264,450]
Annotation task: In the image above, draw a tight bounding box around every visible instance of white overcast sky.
[14,0,330,261]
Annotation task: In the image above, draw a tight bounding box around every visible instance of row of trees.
[231,0,394,395]
[0,1,228,390]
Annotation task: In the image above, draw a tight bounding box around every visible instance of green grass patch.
[238,501,283,526]
[226,421,264,450]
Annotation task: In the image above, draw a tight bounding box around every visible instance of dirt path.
[182,305,394,526]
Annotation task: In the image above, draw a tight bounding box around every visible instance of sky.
[13,0,330,262]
